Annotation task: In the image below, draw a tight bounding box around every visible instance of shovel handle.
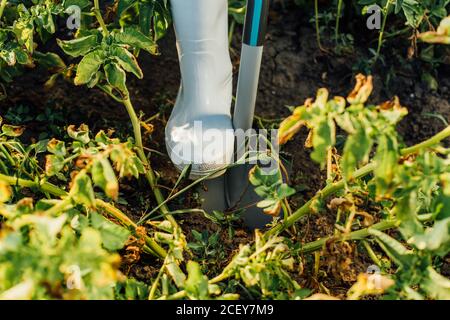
[233,0,270,131]
[243,0,270,47]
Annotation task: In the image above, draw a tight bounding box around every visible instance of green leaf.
[421,266,450,300]
[185,261,210,299]
[249,165,293,217]
[139,2,154,36]
[123,155,145,178]
[113,28,158,54]
[408,218,450,257]
[67,124,90,144]
[369,228,414,268]
[104,63,129,97]
[47,139,66,157]
[13,20,34,54]
[401,1,423,28]
[45,155,65,176]
[421,72,438,91]
[276,183,296,199]
[70,171,96,207]
[14,49,31,65]
[341,125,372,179]
[90,212,130,251]
[249,165,281,188]
[2,124,25,137]
[74,49,104,85]
[92,158,119,200]
[374,134,399,195]
[166,254,187,288]
[111,46,143,79]
[117,0,137,16]
[115,278,149,300]
[394,193,424,240]
[57,35,99,57]
[0,180,12,203]
[310,117,335,167]
[0,50,16,66]
[63,0,91,10]
[33,51,66,71]
[152,1,171,40]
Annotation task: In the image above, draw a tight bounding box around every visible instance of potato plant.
[307,0,449,66]
[0,0,448,301]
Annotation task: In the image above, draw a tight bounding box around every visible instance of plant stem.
[0,173,167,258]
[93,0,109,37]
[45,197,72,216]
[362,239,382,267]
[148,256,168,300]
[122,98,179,230]
[0,0,7,22]
[265,125,450,237]
[266,163,376,238]
[97,200,166,257]
[94,199,166,257]
[374,0,393,63]
[0,174,66,196]
[160,270,230,300]
[326,147,333,183]
[314,0,325,51]
[401,126,450,155]
[335,0,343,44]
[228,19,236,45]
[158,128,450,296]
[0,144,16,167]
[299,214,432,254]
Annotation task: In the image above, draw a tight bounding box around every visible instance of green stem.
[93,0,109,37]
[300,214,432,254]
[0,173,167,258]
[122,98,178,230]
[0,0,7,22]
[265,125,450,238]
[228,19,236,45]
[97,200,166,257]
[314,0,324,51]
[95,199,166,258]
[63,153,81,164]
[45,197,72,216]
[335,0,343,44]
[362,239,382,267]
[266,163,376,238]
[160,127,450,296]
[0,144,15,167]
[0,174,66,196]
[160,271,230,300]
[401,126,450,155]
[374,0,393,62]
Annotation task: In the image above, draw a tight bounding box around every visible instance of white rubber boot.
[166,0,234,180]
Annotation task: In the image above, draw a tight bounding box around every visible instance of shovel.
[199,0,272,229]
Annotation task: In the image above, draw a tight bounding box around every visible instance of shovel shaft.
[233,0,270,132]
[233,44,263,131]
